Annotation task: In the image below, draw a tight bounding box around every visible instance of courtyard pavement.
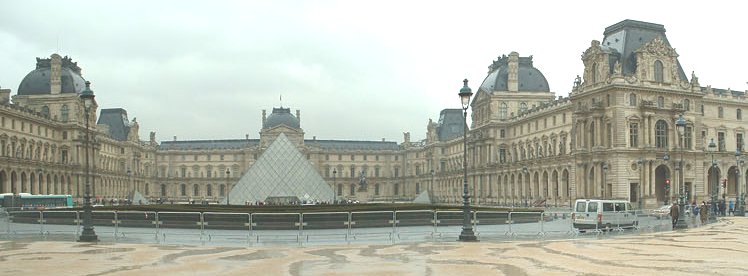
[2,217,747,275]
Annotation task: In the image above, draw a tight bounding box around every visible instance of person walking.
[700,201,708,224]
[729,199,735,216]
[670,203,680,229]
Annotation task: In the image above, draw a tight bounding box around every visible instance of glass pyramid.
[227,133,335,205]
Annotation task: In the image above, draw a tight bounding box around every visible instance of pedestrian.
[729,199,735,216]
[700,201,708,224]
[670,203,680,229]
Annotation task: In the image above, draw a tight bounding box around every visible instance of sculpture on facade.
[358,170,368,191]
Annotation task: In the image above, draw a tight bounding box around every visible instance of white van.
[572,199,638,231]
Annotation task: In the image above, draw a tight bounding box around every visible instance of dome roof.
[479,54,549,92]
[17,55,87,95]
[263,107,300,129]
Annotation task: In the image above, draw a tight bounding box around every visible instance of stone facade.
[0,20,745,208]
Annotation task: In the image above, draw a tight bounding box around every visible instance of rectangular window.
[499,148,506,163]
[338,154,342,161]
[718,132,726,151]
[394,167,400,178]
[375,167,380,177]
[500,129,505,138]
[350,155,355,161]
[220,154,225,161]
[738,133,744,152]
[629,123,638,147]
[685,126,693,150]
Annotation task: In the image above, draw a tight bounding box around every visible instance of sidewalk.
[2,218,747,275]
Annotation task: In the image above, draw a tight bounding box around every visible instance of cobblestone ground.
[2,217,747,275]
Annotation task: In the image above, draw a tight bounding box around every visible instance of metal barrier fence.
[0,208,683,246]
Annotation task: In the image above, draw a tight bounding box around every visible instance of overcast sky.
[0,1,746,143]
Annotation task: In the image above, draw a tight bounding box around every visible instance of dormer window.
[654,60,664,82]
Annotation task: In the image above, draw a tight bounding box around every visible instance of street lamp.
[709,138,718,222]
[225,168,230,205]
[430,169,435,200]
[523,166,529,206]
[458,79,477,242]
[332,169,337,204]
[736,149,744,216]
[602,163,608,199]
[674,114,687,228]
[78,81,98,242]
[126,169,132,205]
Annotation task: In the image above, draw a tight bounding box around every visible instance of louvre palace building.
[0,19,745,208]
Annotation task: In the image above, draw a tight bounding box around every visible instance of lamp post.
[332,169,337,204]
[663,153,670,205]
[736,149,744,216]
[602,163,608,199]
[225,168,230,205]
[126,169,132,205]
[708,138,718,222]
[78,81,98,242]
[674,114,687,228]
[458,79,477,242]
[523,166,529,206]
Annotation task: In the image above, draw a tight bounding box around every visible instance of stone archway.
[655,165,671,204]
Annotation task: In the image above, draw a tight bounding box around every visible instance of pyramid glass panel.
[227,133,335,204]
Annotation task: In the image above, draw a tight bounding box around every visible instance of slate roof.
[480,55,550,92]
[97,108,131,141]
[159,139,259,150]
[601,19,687,81]
[437,109,465,141]
[306,139,400,151]
[18,56,87,95]
[264,107,300,129]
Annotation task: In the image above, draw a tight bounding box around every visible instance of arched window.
[591,63,598,83]
[499,102,508,119]
[629,93,637,106]
[193,184,199,196]
[654,60,664,82]
[519,102,528,113]
[60,105,69,122]
[41,106,50,118]
[719,106,724,118]
[657,96,664,108]
[655,120,668,149]
[683,99,690,111]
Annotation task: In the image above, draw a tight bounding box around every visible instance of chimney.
[508,52,519,92]
[173,135,177,141]
[245,134,249,140]
[0,88,10,104]
[296,109,301,125]
[50,54,62,94]
[313,136,316,141]
[262,110,267,127]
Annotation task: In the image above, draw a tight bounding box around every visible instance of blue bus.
[0,194,74,210]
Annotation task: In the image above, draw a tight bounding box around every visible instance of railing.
[0,208,683,246]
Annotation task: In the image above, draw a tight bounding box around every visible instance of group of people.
[670,199,739,228]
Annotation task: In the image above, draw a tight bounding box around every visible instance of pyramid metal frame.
[227,133,335,205]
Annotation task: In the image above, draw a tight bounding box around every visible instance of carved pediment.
[636,36,678,57]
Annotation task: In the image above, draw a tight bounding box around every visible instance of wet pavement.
[2,217,747,275]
